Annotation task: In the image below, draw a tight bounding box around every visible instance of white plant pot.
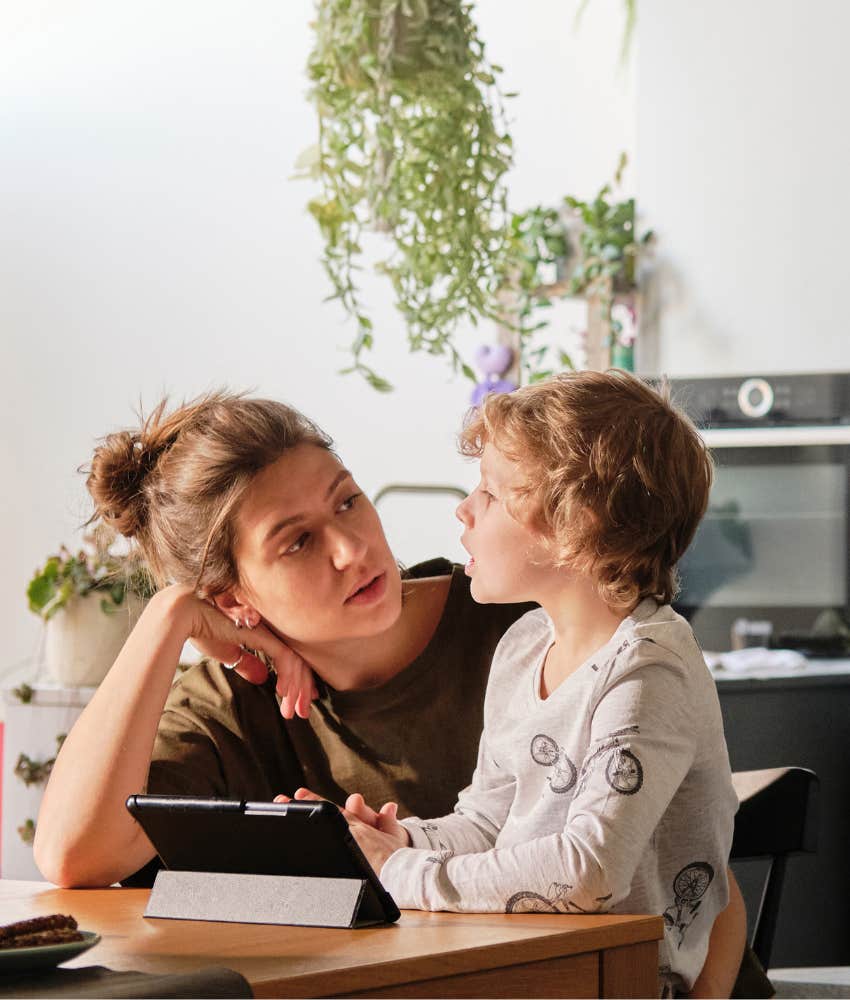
[44,592,147,687]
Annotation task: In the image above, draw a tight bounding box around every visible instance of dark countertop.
[709,657,850,690]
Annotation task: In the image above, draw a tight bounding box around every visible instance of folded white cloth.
[704,647,808,673]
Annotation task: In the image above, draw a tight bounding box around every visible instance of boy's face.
[456,442,560,604]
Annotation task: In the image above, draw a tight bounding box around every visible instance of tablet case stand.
[145,870,389,928]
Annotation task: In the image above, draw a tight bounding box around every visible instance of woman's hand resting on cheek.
[167,585,318,719]
[275,787,411,873]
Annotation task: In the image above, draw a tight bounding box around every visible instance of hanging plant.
[574,0,637,67]
[298,0,515,390]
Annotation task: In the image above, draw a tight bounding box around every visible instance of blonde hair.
[85,390,333,596]
[459,370,713,609]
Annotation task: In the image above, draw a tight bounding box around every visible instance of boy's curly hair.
[459,370,713,610]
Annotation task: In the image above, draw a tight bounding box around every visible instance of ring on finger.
[223,644,247,670]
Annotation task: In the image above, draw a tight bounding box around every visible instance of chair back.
[730,766,819,969]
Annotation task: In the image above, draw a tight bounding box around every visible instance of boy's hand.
[276,788,411,856]
[348,819,408,875]
[344,792,408,843]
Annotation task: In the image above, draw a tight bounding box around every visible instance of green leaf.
[39,579,74,621]
[12,683,34,704]
[17,819,35,845]
[27,574,55,614]
[365,371,394,392]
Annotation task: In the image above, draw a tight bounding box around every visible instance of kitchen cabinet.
[716,665,850,967]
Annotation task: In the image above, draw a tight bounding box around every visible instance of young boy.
[302,371,737,996]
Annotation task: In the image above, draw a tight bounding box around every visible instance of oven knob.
[737,377,774,418]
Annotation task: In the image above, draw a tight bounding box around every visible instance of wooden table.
[1,880,663,998]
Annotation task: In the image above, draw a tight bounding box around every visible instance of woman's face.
[230,444,402,645]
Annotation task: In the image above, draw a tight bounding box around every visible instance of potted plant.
[506,204,575,385]
[298,0,515,390]
[499,155,652,378]
[562,153,652,371]
[26,527,155,687]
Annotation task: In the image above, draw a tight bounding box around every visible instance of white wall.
[637,0,850,375]
[0,1,635,688]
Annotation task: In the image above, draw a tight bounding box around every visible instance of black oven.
[668,374,850,654]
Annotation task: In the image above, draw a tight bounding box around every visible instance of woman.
[34,390,757,997]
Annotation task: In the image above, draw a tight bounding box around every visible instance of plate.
[0,930,101,974]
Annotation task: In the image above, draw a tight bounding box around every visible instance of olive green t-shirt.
[146,559,531,819]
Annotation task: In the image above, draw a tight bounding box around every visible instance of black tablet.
[125,794,400,924]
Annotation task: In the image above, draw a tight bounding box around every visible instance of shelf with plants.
[1,686,95,877]
[488,154,652,399]
[0,528,155,875]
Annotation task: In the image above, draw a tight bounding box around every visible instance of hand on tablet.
[276,788,411,872]
[348,819,409,875]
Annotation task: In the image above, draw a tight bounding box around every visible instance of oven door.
[675,426,850,652]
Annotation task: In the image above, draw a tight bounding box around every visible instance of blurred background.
[1,0,847,678]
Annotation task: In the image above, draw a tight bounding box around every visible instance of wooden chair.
[730,766,819,971]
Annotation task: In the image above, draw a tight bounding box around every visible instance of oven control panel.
[664,373,850,427]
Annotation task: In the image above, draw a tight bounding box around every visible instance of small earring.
[234,617,243,630]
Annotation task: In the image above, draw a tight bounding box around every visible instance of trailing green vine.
[575,0,637,67]
[300,0,515,389]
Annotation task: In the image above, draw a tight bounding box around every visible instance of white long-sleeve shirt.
[380,601,737,993]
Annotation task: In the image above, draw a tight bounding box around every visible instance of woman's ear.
[212,590,260,630]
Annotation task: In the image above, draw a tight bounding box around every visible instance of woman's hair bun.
[86,431,160,538]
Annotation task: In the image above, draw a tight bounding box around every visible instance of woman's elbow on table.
[34,831,102,888]
[34,825,150,888]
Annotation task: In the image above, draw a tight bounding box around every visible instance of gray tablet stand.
[145,870,387,928]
